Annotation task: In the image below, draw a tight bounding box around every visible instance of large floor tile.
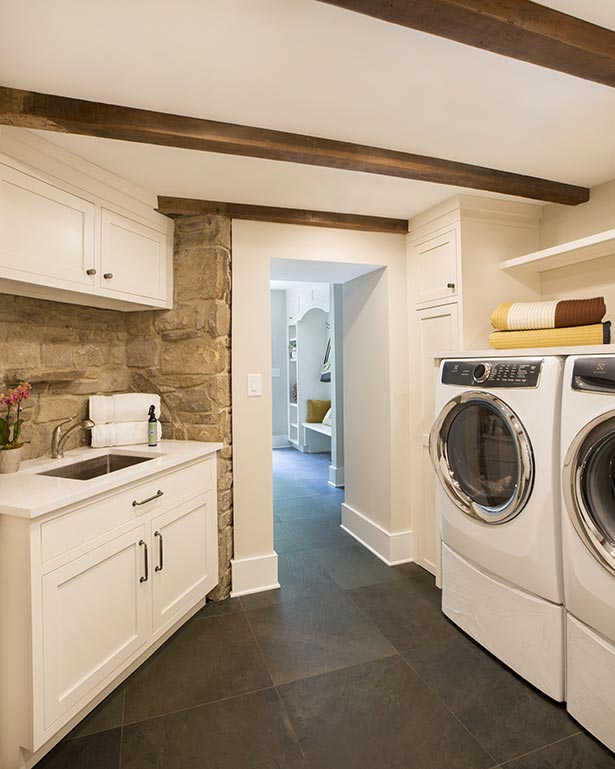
[121,689,305,769]
[285,514,352,548]
[404,634,577,763]
[241,550,342,611]
[36,728,121,769]
[275,495,340,521]
[279,656,494,769]
[347,578,458,652]
[310,542,404,590]
[274,520,305,553]
[245,591,396,685]
[501,733,615,768]
[68,686,124,740]
[124,612,272,724]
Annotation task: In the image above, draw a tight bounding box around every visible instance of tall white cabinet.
[407,196,542,580]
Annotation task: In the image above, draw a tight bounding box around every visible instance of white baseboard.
[341,503,414,566]
[272,434,291,448]
[328,464,344,487]
[230,551,280,597]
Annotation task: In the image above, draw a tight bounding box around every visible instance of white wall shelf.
[431,343,615,360]
[500,229,615,274]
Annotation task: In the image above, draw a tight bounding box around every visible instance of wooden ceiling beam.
[318,0,615,88]
[0,86,589,205]
[157,196,409,233]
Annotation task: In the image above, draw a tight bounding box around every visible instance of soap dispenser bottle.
[148,404,158,447]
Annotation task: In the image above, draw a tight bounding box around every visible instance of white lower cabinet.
[0,453,219,769]
[151,493,214,637]
[41,525,149,731]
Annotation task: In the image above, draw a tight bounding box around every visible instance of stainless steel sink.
[38,453,155,481]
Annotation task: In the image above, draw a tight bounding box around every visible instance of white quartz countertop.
[0,440,222,520]
[430,344,615,360]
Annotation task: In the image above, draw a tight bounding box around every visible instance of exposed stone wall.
[0,295,129,459]
[0,213,233,600]
[125,214,233,600]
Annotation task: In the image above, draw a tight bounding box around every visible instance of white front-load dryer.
[430,356,565,700]
[561,354,615,752]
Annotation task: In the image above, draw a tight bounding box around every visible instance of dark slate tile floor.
[36,448,615,769]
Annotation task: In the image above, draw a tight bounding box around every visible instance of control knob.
[473,362,492,383]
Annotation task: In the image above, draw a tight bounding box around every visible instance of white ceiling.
[1,0,614,219]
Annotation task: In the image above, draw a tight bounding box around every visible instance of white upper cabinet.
[410,228,459,307]
[101,209,168,301]
[0,163,96,288]
[0,130,174,311]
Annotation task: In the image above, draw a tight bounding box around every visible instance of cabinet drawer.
[40,458,213,564]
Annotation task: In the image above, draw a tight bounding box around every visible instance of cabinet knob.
[103,272,114,280]
[447,282,455,290]
[86,268,97,276]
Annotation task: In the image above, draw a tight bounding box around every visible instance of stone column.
[126,214,233,600]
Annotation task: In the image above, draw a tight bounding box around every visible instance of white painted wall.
[539,180,615,326]
[231,221,410,592]
[270,290,289,443]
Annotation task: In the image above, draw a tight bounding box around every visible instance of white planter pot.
[0,446,24,474]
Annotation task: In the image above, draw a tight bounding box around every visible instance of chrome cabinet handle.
[447,282,455,289]
[132,490,164,507]
[139,539,149,583]
[103,272,113,280]
[154,530,164,572]
[86,268,97,276]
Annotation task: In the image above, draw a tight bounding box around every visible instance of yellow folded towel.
[489,322,611,350]
[491,297,605,331]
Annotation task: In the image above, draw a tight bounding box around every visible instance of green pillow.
[307,399,331,423]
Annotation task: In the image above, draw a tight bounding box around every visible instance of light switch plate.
[247,373,262,397]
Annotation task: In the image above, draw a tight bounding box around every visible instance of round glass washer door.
[429,391,535,524]
[563,412,615,576]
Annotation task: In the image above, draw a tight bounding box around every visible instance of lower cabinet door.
[41,525,150,734]
[151,494,217,637]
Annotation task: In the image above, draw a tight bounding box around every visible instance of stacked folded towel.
[89,393,162,448]
[489,297,610,349]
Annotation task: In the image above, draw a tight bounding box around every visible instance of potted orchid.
[0,381,32,473]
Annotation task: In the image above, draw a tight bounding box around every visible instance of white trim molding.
[341,503,414,566]
[328,464,344,487]
[230,552,280,597]
[272,434,291,449]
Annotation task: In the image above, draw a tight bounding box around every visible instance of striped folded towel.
[489,322,611,350]
[491,297,606,331]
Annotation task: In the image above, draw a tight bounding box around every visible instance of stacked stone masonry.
[0,213,233,600]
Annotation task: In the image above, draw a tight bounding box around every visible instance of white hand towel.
[90,421,162,448]
[89,394,161,425]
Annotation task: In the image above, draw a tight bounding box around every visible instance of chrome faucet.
[51,417,95,459]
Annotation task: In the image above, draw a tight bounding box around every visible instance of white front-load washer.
[430,356,565,700]
[561,354,615,751]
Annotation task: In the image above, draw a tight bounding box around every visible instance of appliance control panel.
[441,359,542,388]
[572,357,615,393]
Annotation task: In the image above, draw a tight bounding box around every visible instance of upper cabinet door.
[101,209,168,301]
[0,163,95,287]
[411,228,459,307]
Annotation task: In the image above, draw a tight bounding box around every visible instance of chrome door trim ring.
[429,391,535,524]
[563,410,615,577]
